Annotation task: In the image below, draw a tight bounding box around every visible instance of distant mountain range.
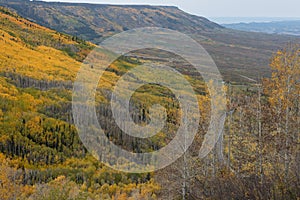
[0,0,223,43]
[210,17,300,24]
[224,20,300,36]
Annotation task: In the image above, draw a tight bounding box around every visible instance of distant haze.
[41,0,300,20]
[210,17,300,24]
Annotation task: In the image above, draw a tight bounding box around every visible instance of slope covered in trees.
[0,0,222,41]
[0,4,299,200]
[155,45,299,199]
[0,6,162,199]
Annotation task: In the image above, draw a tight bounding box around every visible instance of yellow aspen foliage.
[264,46,300,110]
[115,192,128,200]
[26,116,43,135]
[0,153,30,200]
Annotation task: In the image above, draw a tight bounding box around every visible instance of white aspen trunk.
[228,112,232,170]
[284,75,291,183]
[227,83,233,171]
[257,84,263,184]
[182,151,186,200]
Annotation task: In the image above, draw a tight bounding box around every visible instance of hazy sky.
[42,0,300,18]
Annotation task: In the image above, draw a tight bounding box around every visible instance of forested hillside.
[0,3,299,200]
[156,46,300,199]
[0,0,222,41]
[0,7,161,199]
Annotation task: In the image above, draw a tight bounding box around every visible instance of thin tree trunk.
[284,75,291,183]
[257,84,263,184]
